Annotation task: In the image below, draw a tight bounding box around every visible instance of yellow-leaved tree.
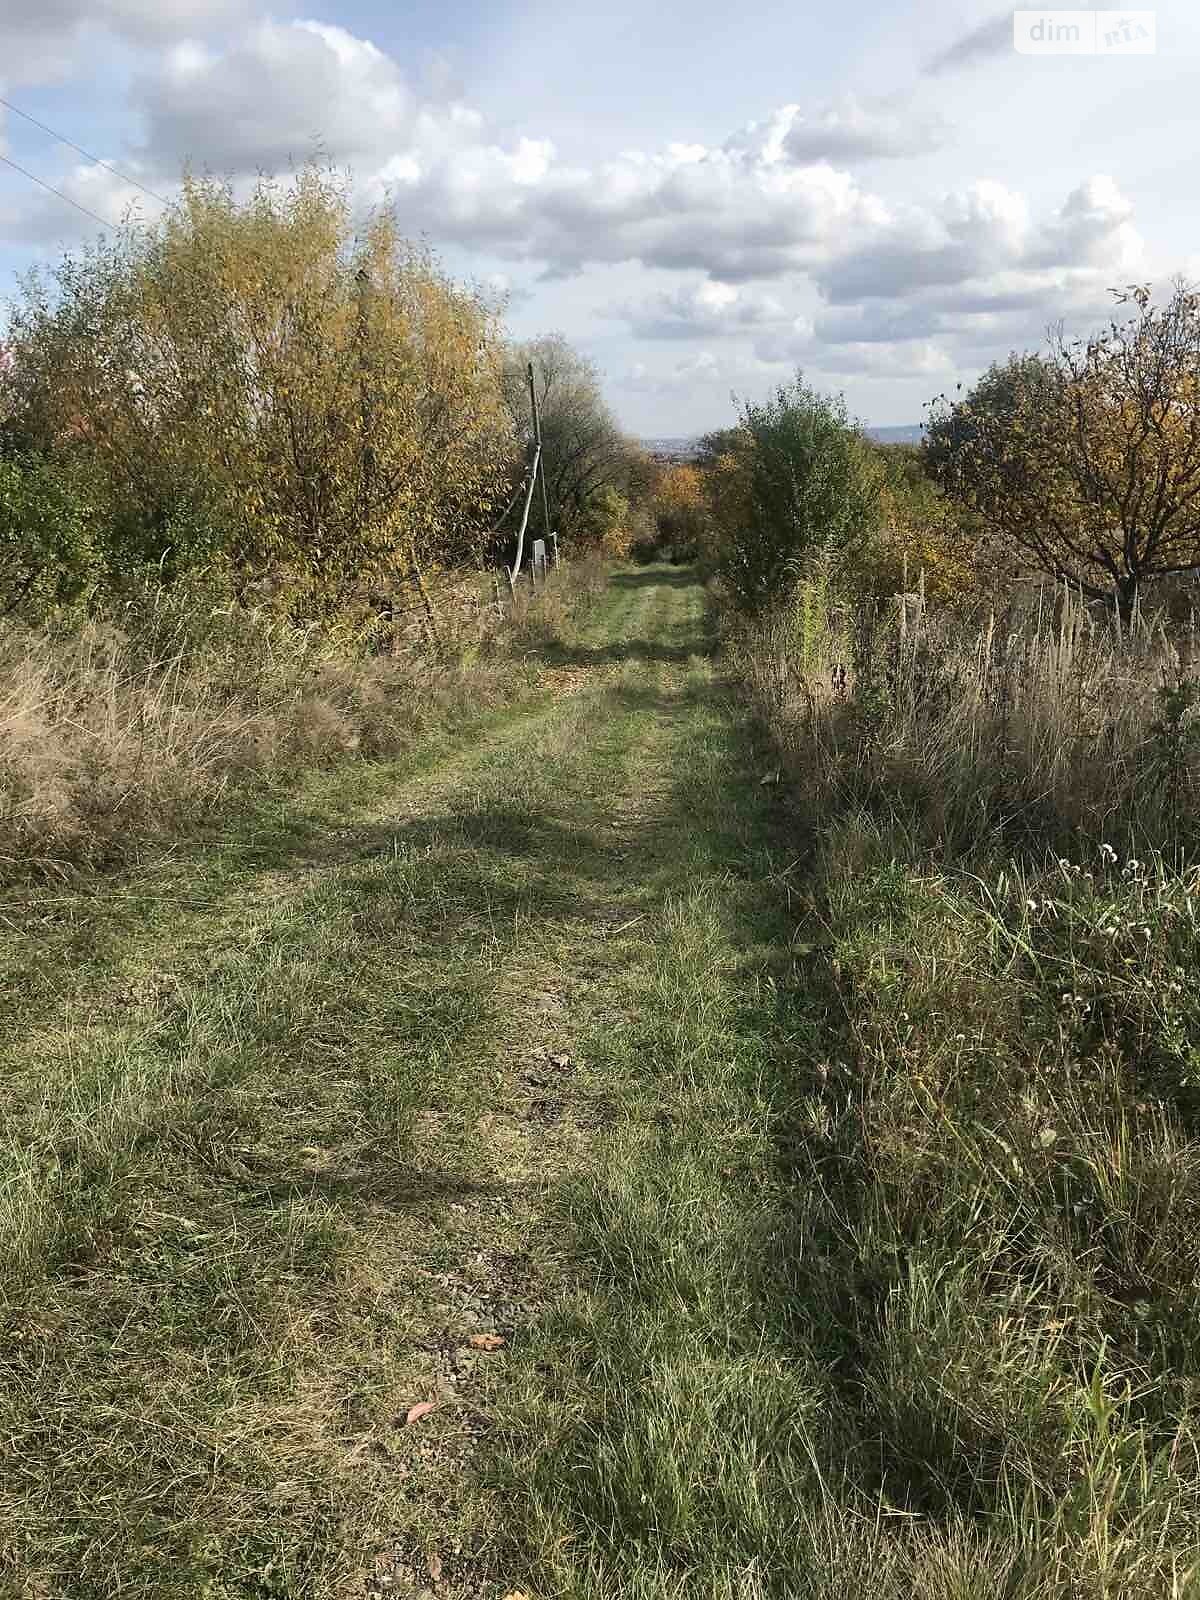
[862,443,979,603]
[5,167,513,617]
[925,282,1200,617]
[652,463,708,561]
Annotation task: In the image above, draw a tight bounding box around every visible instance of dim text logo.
[1013,11,1157,54]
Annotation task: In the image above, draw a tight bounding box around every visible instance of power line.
[0,152,117,230]
[0,94,171,209]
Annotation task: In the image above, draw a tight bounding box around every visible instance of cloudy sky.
[0,0,1194,435]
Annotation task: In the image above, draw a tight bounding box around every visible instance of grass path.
[0,568,815,1600]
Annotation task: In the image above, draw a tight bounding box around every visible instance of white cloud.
[611,167,1146,393]
[137,20,413,173]
[93,17,1146,331]
[0,154,160,243]
[96,0,243,35]
[817,178,1034,302]
[794,336,955,379]
[815,175,1142,320]
[924,10,1013,76]
[783,176,1146,387]
[0,0,244,84]
[624,349,733,392]
[726,307,953,381]
[1035,175,1142,270]
[405,146,881,281]
[115,22,884,280]
[620,341,937,398]
[727,96,950,165]
[0,11,1168,426]
[617,280,788,338]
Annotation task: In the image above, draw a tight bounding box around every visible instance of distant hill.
[865,423,925,446]
[642,437,703,462]
[642,424,924,461]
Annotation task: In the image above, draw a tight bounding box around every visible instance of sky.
[0,0,1195,436]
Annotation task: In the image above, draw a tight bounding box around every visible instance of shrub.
[571,484,632,554]
[0,455,97,623]
[4,168,513,618]
[857,442,980,604]
[712,376,882,616]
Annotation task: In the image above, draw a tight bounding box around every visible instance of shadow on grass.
[533,637,709,670]
[607,566,698,592]
[1,566,710,921]
[517,563,711,674]
[219,1158,514,1216]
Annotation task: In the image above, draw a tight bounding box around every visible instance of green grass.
[6,562,1196,1598]
[0,567,744,1598]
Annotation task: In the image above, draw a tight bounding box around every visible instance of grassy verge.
[0,558,606,885]
[488,826,831,1599]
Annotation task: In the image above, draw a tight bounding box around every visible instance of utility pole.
[508,362,542,586]
[533,365,553,560]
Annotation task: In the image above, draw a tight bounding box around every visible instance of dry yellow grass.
[0,560,606,883]
[737,578,1200,856]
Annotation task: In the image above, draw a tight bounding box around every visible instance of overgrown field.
[715,581,1200,1596]
[0,560,604,883]
[6,232,1200,1596]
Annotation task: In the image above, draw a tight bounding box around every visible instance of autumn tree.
[922,355,1053,489]
[651,463,708,562]
[926,284,1200,614]
[851,441,980,602]
[693,430,748,575]
[499,335,647,555]
[3,168,512,617]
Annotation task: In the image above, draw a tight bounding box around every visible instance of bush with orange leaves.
[652,462,708,561]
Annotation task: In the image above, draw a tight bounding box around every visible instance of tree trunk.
[1116,573,1140,624]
